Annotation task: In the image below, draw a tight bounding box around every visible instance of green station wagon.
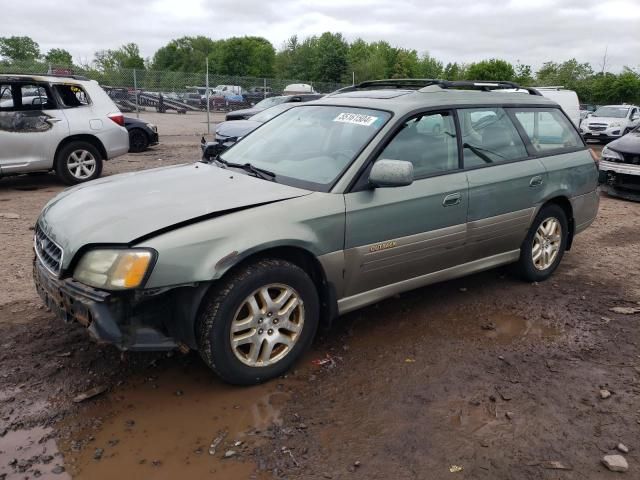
[34,80,599,384]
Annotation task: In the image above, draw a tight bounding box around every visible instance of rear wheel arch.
[540,196,574,250]
[54,134,108,163]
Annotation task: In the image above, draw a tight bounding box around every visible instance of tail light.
[108,113,124,127]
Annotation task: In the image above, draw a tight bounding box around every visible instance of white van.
[535,87,581,127]
[503,86,580,127]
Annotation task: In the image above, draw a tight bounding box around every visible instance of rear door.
[343,110,468,297]
[0,81,69,174]
[459,107,547,262]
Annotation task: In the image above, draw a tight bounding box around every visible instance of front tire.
[515,204,568,282]
[196,259,319,385]
[128,128,149,153]
[55,141,103,185]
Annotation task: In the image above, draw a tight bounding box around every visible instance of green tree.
[0,36,40,61]
[443,62,465,80]
[95,43,145,71]
[44,48,73,66]
[418,53,444,79]
[514,62,534,85]
[314,32,348,82]
[219,36,275,77]
[465,58,515,81]
[536,59,593,86]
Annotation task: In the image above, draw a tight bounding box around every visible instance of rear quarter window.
[513,108,583,153]
[53,84,90,108]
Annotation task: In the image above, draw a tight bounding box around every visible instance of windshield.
[220,105,391,191]
[254,96,288,109]
[250,103,296,122]
[593,106,629,118]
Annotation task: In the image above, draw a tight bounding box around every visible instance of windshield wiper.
[216,156,276,181]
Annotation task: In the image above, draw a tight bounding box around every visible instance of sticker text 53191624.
[333,112,379,127]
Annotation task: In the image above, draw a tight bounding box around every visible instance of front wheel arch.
[194,246,337,345]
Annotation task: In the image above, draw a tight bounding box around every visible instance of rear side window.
[53,84,90,108]
[458,107,528,167]
[378,111,459,177]
[513,109,583,152]
[0,83,54,111]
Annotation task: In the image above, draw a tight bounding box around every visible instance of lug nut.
[273,319,279,324]
[267,312,273,317]
[267,329,273,335]
[258,329,264,335]
[258,318,263,324]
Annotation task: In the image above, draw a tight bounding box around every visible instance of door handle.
[442,192,461,207]
[529,175,544,187]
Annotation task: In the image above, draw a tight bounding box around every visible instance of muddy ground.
[1,140,640,480]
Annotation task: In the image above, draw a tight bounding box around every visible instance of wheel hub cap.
[229,284,304,367]
[67,150,96,179]
[532,217,562,271]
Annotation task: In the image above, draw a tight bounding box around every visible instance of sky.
[3,0,639,72]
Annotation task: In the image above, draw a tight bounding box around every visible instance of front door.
[343,110,468,298]
[0,81,69,174]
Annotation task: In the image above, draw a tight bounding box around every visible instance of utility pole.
[206,57,210,135]
[133,68,139,119]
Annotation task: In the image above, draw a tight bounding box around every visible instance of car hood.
[607,131,640,155]
[587,116,625,125]
[39,163,311,264]
[227,107,262,118]
[216,120,262,139]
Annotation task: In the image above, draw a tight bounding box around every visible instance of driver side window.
[377,111,459,178]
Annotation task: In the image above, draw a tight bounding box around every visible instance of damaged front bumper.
[599,160,640,202]
[33,258,208,351]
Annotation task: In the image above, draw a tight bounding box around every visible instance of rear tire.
[515,204,568,282]
[55,141,103,185]
[128,128,149,153]
[196,259,319,385]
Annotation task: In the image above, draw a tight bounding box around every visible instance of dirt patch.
[1,142,640,479]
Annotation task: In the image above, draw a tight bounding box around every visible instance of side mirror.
[369,159,414,188]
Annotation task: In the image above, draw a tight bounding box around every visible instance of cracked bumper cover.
[33,258,208,351]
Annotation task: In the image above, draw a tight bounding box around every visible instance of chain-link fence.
[0,60,348,121]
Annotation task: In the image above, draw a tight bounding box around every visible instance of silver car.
[0,74,129,184]
[33,80,599,384]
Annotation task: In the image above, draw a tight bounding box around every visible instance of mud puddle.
[0,426,69,479]
[56,358,310,479]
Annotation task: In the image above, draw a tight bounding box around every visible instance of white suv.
[0,74,129,184]
[581,104,640,142]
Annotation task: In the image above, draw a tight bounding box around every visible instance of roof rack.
[0,72,90,81]
[333,78,542,96]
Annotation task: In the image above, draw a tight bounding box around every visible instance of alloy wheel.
[229,284,305,367]
[532,217,562,270]
[66,150,96,179]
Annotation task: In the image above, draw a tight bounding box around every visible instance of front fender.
[138,193,345,289]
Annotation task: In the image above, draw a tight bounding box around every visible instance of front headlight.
[146,123,157,132]
[602,146,622,161]
[73,249,154,290]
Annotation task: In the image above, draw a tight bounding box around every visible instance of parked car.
[124,116,159,153]
[244,86,275,105]
[202,103,298,159]
[598,125,640,201]
[0,74,128,184]
[283,83,316,95]
[581,104,640,142]
[225,94,324,120]
[33,79,598,385]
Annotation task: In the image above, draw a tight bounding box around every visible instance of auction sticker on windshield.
[334,112,379,126]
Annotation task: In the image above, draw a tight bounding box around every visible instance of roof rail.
[0,72,90,81]
[332,78,542,96]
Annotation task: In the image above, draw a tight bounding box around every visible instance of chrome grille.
[588,125,607,131]
[34,225,63,276]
